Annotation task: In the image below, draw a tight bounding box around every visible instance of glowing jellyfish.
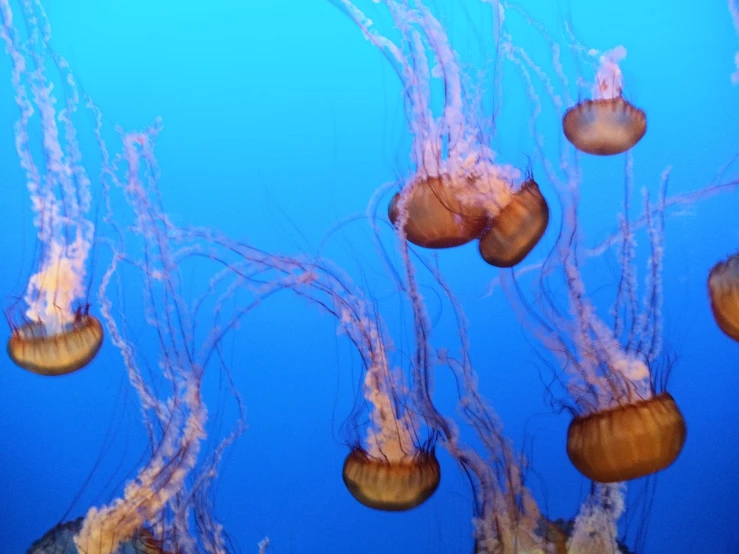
[336,298,442,512]
[337,0,537,261]
[552,185,688,485]
[567,392,686,482]
[342,448,440,511]
[335,287,442,513]
[0,0,102,375]
[231,240,446,510]
[210,234,446,510]
[478,178,550,268]
[310,260,442,511]
[506,166,686,484]
[562,47,646,155]
[708,253,739,342]
[388,177,488,249]
[8,309,103,376]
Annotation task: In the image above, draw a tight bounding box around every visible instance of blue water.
[0,1,737,553]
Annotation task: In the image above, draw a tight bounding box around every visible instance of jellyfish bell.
[563,46,646,156]
[562,97,646,156]
[566,392,687,483]
[388,175,489,248]
[342,446,441,511]
[707,253,739,342]
[7,306,103,376]
[478,178,549,268]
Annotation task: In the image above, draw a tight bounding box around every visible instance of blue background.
[0,1,737,552]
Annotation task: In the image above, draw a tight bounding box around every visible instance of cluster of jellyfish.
[2,0,738,553]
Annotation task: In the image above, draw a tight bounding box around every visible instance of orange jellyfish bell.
[478,179,549,268]
[342,447,441,511]
[566,392,686,483]
[388,176,488,248]
[562,96,646,155]
[708,253,739,342]
[7,312,104,376]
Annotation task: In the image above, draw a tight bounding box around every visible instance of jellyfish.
[504,162,686,485]
[387,177,489,249]
[342,442,441,511]
[478,177,550,268]
[553,179,687,485]
[336,306,442,512]
[562,46,646,155]
[294,257,443,511]
[169,205,450,512]
[27,518,167,554]
[708,252,739,342]
[7,306,103,376]
[0,0,103,375]
[337,0,547,266]
[338,309,442,513]
[245,248,447,511]
[567,391,685,483]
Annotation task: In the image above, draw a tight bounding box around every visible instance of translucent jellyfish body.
[503,156,684,484]
[563,98,646,156]
[8,314,104,376]
[708,253,739,342]
[388,177,488,248]
[1,0,100,377]
[563,47,646,155]
[566,393,686,482]
[478,179,549,267]
[342,448,440,511]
